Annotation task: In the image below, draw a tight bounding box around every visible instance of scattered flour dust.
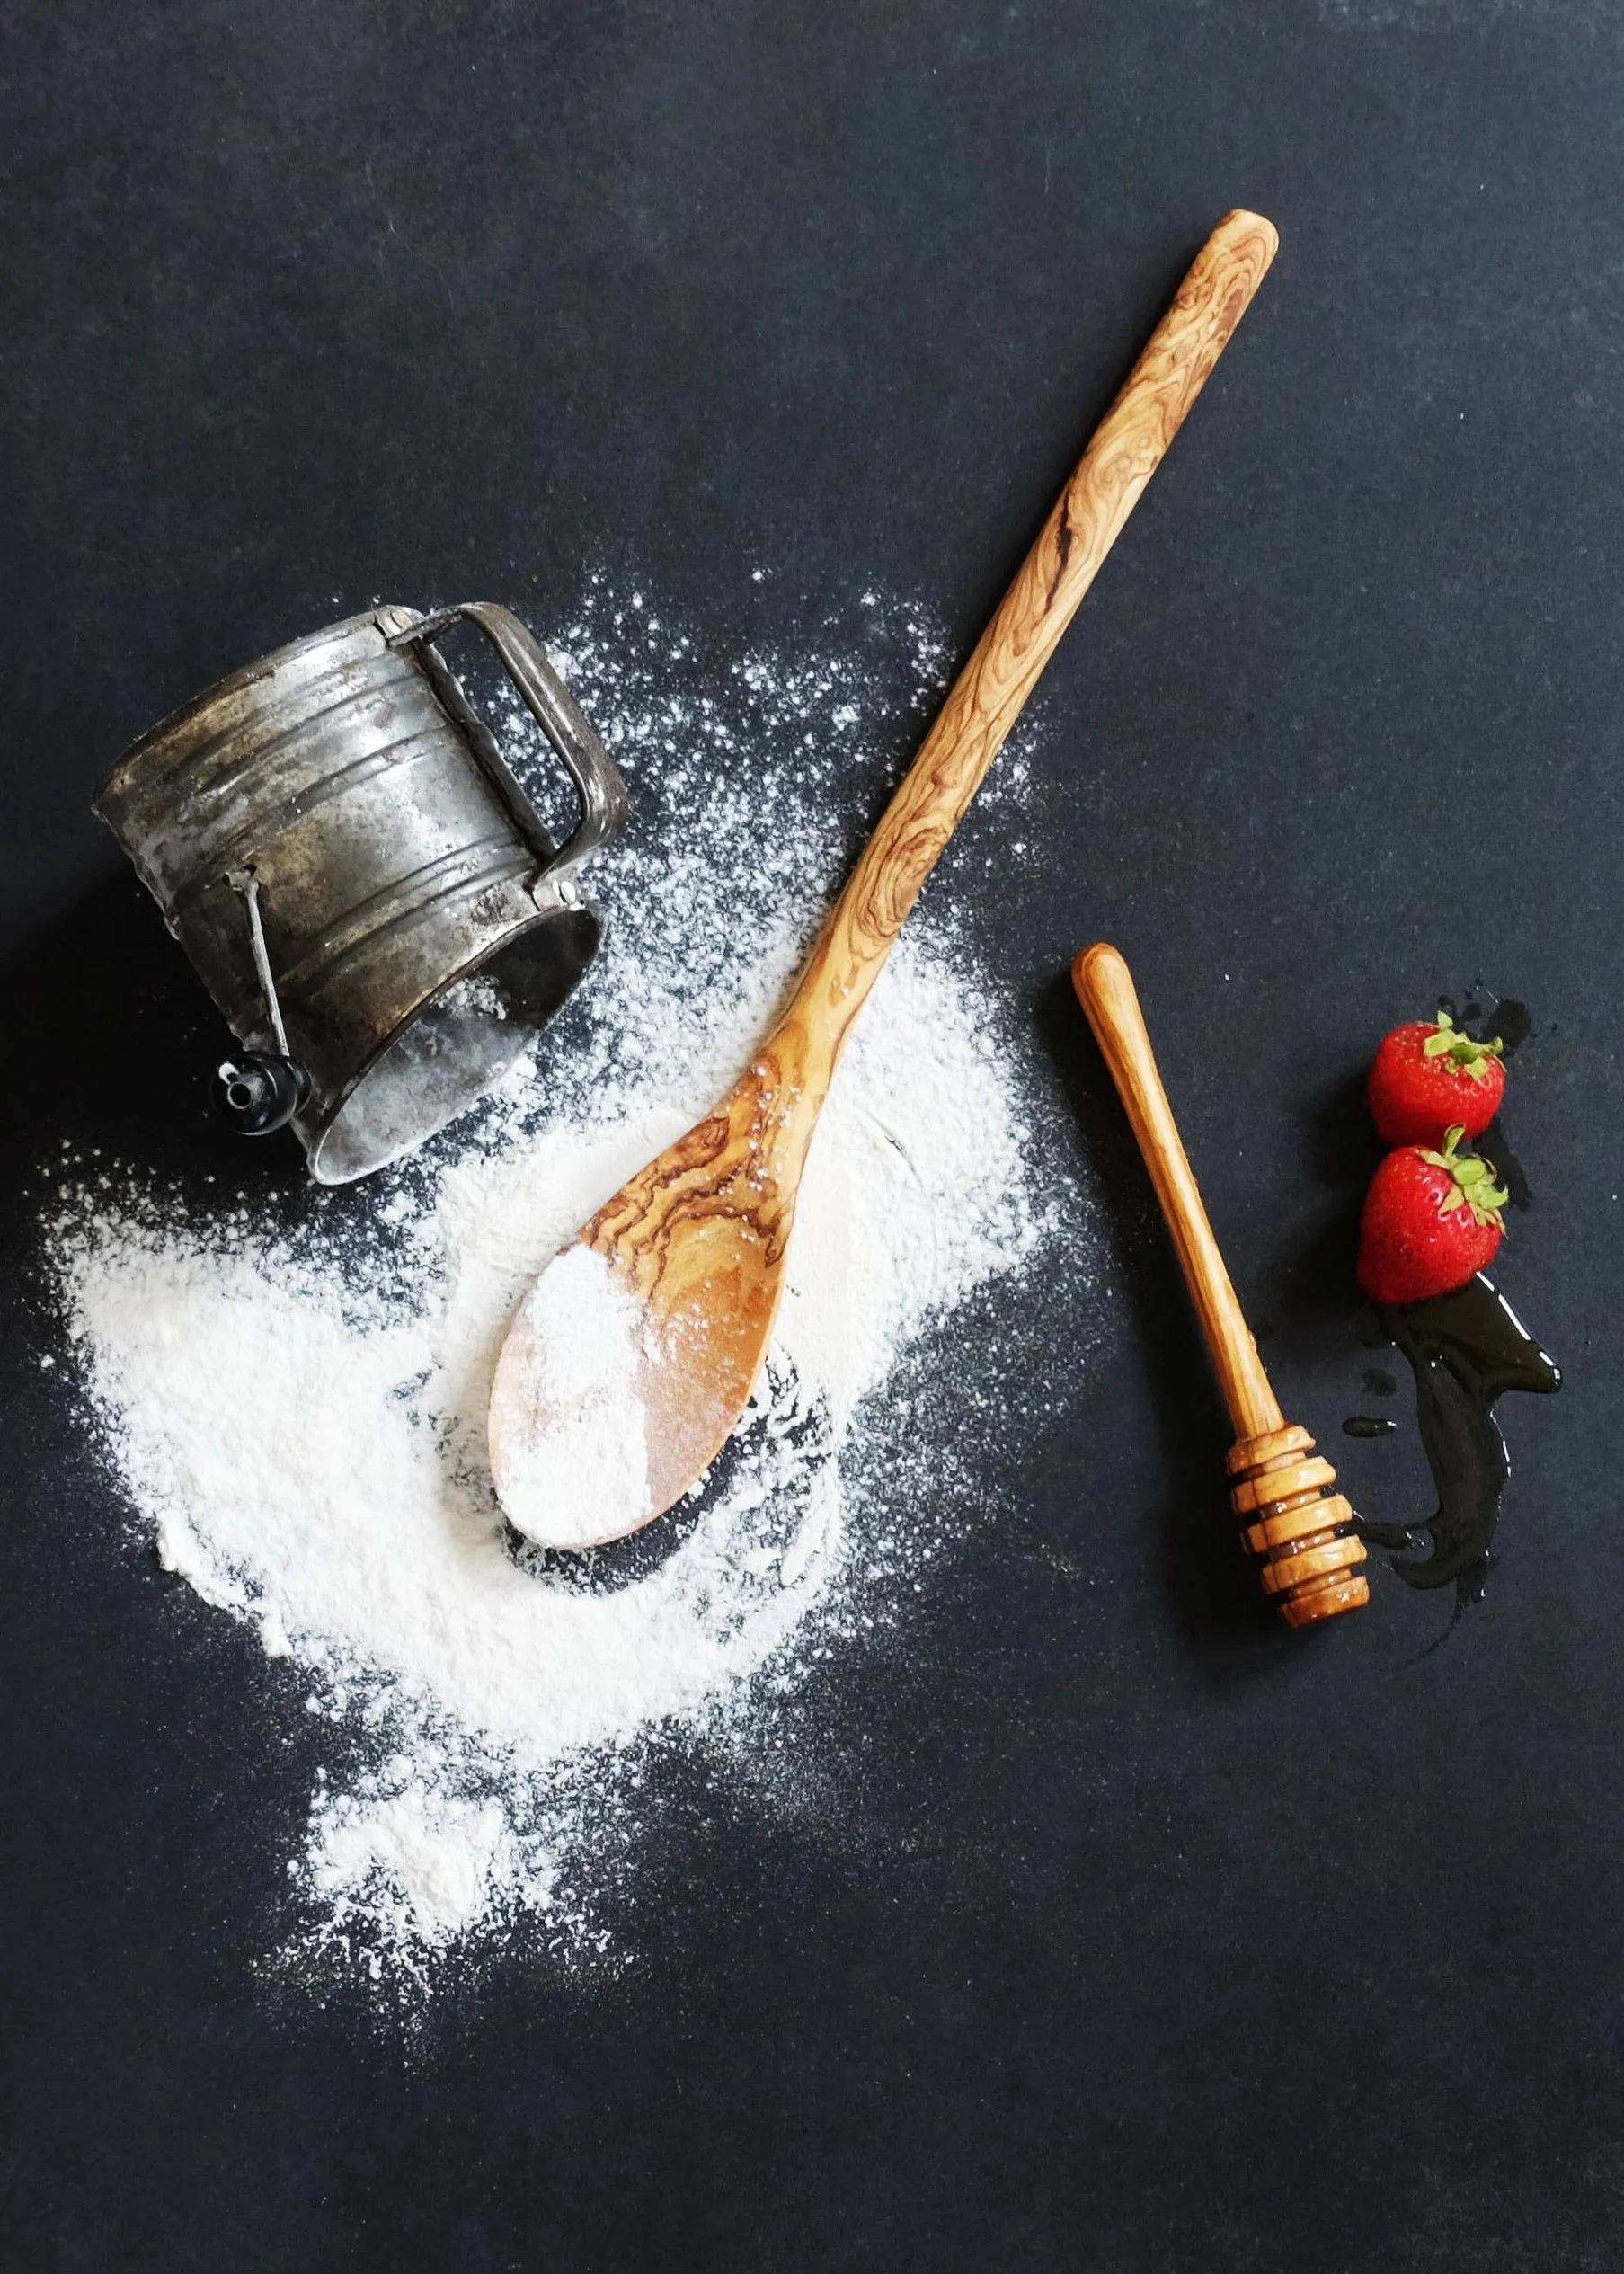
[43,574,1093,1994]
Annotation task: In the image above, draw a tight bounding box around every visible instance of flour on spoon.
[493,1243,654,1548]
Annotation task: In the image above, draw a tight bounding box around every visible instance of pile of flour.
[43,576,1084,1988]
[492,1242,659,1548]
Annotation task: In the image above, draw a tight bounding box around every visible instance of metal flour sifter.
[95,600,627,1183]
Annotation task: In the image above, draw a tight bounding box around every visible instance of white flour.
[43,576,1088,1992]
[492,1242,654,1548]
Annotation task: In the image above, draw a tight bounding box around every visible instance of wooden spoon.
[490,209,1279,1548]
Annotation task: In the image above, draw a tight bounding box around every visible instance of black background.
[3,3,1622,2268]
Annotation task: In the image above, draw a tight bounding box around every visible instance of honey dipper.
[1071,944,1368,1628]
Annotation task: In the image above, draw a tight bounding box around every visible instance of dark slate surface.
[2,3,1621,2267]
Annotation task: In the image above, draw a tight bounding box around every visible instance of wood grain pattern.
[789,208,1279,1061]
[489,212,1278,1546]
[1071,943,1367,1629]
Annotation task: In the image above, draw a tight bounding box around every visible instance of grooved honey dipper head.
[1228,1426,1368,1627]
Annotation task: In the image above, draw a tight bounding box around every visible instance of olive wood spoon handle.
[490,212,1279,1548]
[1071,943,1368,1628]
[779,207,1280,1095]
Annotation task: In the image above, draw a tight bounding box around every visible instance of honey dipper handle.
[1071,942,1285,1443]
[781,211,1279,1087]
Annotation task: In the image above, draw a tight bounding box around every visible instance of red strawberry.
[1368,1008,1505,1147]
[1357,1124,1509,1306]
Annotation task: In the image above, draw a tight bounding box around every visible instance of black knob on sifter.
[214,1053,312,1136]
